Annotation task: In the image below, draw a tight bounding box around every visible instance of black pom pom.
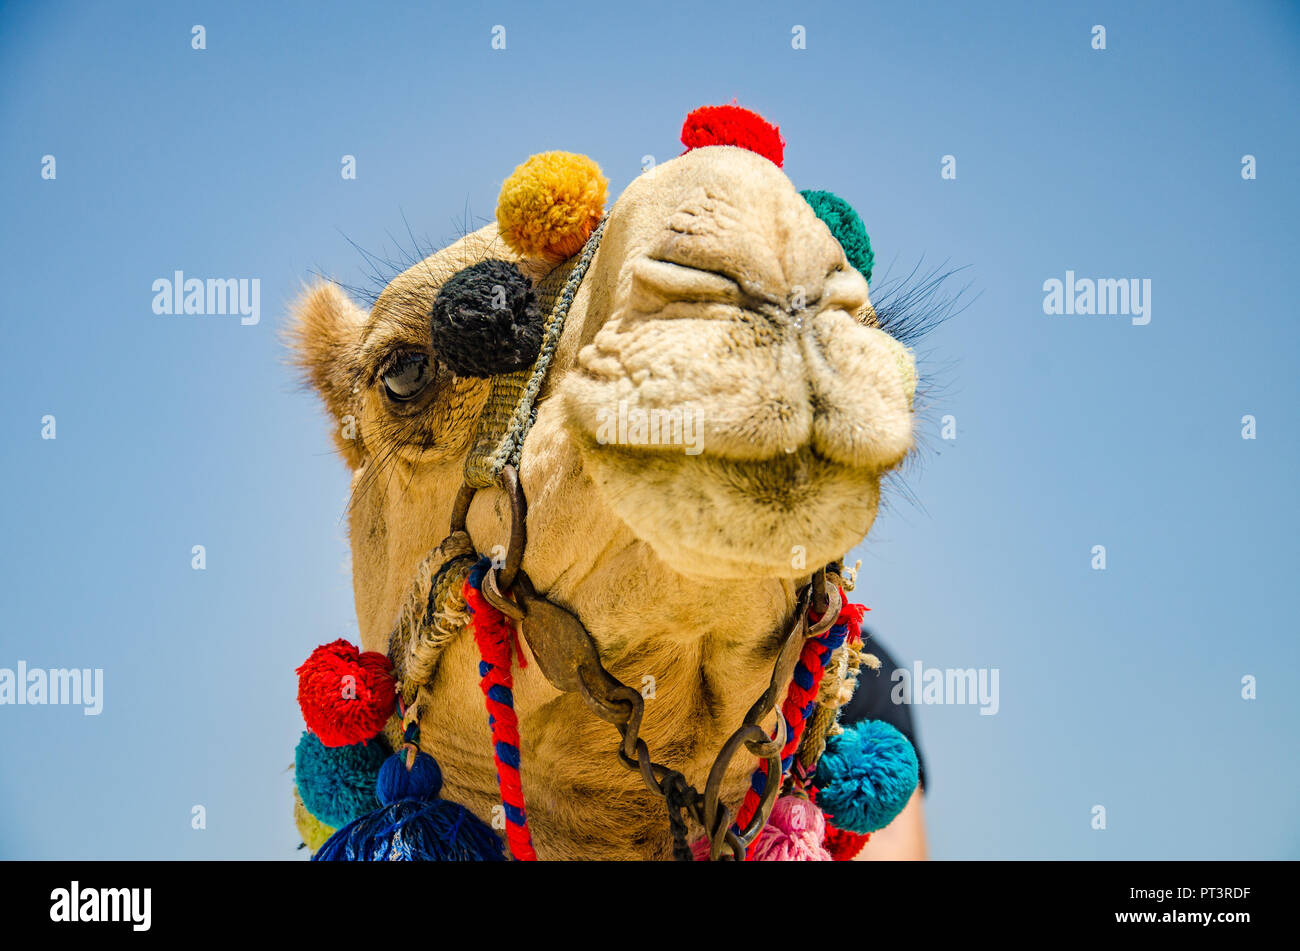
[430,259,542,378]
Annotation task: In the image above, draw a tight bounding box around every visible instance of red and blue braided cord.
[463,560,863,862]
[463,558,537,861]
[732,589,865,858]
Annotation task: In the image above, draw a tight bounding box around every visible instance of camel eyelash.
[372,348,429,385]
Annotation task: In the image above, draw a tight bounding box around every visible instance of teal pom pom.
[294,730,386,828]
[814,719,918,833]
[800,189,874,284]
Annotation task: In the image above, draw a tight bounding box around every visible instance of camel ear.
[287,281,367,468]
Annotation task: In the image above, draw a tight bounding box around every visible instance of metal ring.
[743,714,786,761]
[807,581,842,638]
[449,482,475,535]
[702,722,771,837]
[497,464,527,591]
[723,827,749,861]
[446,466,526,593]
[707,803,735,861]
[732,747,784,851]
[577,666,638,729]
[481,566,525,622]
[601,683,645,763]
[635,738,662,795]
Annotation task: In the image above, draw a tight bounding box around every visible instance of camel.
[289,136,918,860]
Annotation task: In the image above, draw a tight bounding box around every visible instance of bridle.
[446,464,842,860]
[297,106,924,862]
[387,216,846,860]
[379,219,842,857]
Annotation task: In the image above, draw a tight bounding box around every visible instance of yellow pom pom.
[293,787,336,853]
[497,151,607,260]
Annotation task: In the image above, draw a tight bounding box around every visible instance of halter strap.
[462,217,607,489]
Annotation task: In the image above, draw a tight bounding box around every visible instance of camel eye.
[381,352,431,401]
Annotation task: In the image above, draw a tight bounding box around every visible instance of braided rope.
[462,558,537,861]
[387,532,478,702]
[492,217,607,475]
[465,218,608,488]
[797,629,866,771]
[398,556,475,705]
[732,589,864,858]
[799,699,840,771]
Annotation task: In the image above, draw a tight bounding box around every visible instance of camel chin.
[574,437,883,580]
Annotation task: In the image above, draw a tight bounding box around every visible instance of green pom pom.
[801,189,874,284]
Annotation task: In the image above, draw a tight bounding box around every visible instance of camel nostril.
[634,256,745,304]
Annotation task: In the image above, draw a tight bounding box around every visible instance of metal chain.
[458,465,838,861]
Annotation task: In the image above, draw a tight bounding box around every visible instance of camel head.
[288,105,920,858]
[292,126,914,642]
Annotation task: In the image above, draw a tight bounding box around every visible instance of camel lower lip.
[578,406,867,471]
[574,434,881,580]
[589,436,839,471]
[583,396,841,464]
[579,436,859,498]
[586,398,710,456]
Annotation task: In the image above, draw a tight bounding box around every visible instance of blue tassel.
[312,725,506,861]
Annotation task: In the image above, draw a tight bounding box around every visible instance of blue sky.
[0,0,1296,859]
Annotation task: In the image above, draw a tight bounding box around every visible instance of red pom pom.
[296,639,396,747]
[823,822,871,861]
[680,104,785,167]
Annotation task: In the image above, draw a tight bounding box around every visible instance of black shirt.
[837,628,927,792]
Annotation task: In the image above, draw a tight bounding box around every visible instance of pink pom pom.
[689,795,834,861]
[751,795,833,861]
